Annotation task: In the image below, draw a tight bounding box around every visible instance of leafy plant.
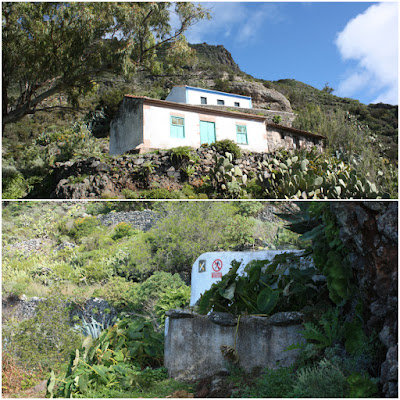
[197,252,322,316]
[212,139,242,159]
[47,317,165,397]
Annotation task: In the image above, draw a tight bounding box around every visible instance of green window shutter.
[236,125,248,144]
[170,116,185,138]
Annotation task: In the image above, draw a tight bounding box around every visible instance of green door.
[200,121,216,144]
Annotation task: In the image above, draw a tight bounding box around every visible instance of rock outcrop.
[229,81,292,112]
[330,202,398,398]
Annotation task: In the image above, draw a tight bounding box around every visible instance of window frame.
[236,124,248,145]
[200,96,207,105]
[217,99,225,105]
[170,116,185,139]
[234,102,240,107]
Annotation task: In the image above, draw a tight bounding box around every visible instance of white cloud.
[335,2,398,104]
[183,2,284,45]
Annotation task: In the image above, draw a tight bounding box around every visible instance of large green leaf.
[256,286,279,314]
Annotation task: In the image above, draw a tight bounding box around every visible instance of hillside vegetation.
[2,200,299,397]
[2,41,397,199]
[2,201,393,398]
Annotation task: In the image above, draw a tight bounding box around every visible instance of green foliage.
[256,148,383,199]
[69,216,101,240]
[47,317,165,397]
[2,166,28,199]
[239,366,295,398]
[169,146,194,165]
[209,152,248,198]
[346,372,379,398]
[125,272,190,326]
[282,202,353,305]
[292,104,397,195]
[272,115,282,124]
[111,222,137,241]
[3,2,210,125]
[147,202,255,274]
[198,252,323,316]
[214,78,231,93]
[213,139,242,159]
[3,294,81,371]
[288,358,348,398]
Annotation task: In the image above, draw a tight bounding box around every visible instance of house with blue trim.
[109,86,324,156]
[165,85,252,109]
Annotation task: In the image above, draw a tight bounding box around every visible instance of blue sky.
[179,2,398,105]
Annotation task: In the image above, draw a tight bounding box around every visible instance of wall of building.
[109,98,144,155]
[142,104,268,153]
[186,87,252,108]
[164,310,304,381]
[267,126,324,152]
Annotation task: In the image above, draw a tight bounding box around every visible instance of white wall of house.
[166,86,252,108]
[142,103,267,153]
[186,87,252,108]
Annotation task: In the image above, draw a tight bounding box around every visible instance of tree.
[2,2,210,126]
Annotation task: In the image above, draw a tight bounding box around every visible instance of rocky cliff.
[330,202,398,398]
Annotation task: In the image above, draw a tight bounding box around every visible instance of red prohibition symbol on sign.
[212,259,223,272]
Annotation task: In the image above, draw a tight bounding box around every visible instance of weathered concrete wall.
[109,97,144,155]
[164,310,304,381]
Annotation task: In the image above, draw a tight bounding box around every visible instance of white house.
[109,94,324,155]
[165,85,252,108]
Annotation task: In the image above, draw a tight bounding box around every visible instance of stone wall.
[50,147,311,199]
[330,201,398,398]
[97,210,159,231]
[164,309,304,381]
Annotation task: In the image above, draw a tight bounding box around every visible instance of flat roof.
[123,95,325,139]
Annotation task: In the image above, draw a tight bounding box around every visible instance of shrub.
[69,216,100,240]
[213,139,242,159]
[126,271,190,326]
[2,167,28,199]
[240,366,295,397]
[93,276,133,309]
[3,294,81,371]
[289,359,348,398]
[111,222,137,241]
